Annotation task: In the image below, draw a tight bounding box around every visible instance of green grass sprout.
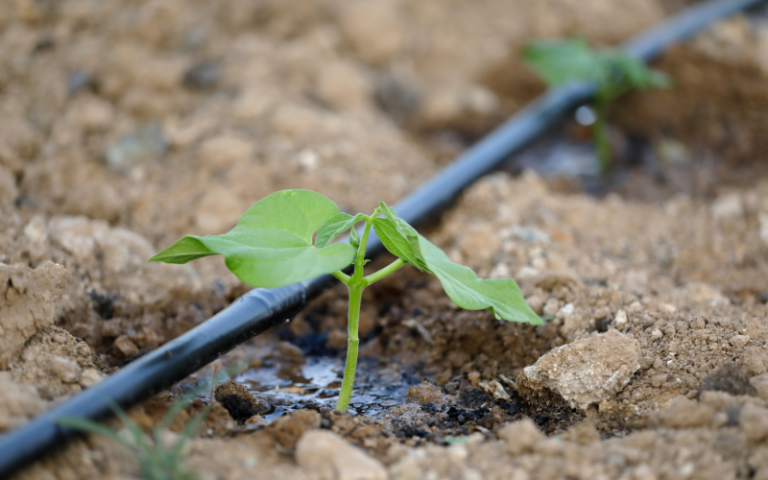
[524,38,671,173]
[58,397,207,480]
[150,190,542,412]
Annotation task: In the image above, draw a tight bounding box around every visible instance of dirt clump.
[699,363,756,397]
[10,327,101,400]
[271,410,321,451]
[215,380,269,425]
[0,261,68,369]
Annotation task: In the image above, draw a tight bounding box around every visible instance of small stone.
[517,331,641,410]
[113,335,139,357]
[615,309,628,328]
[497,419,545,455]
[651,329,663,341]
[50,356,82,384]
[740,403,768,442]
[296,430,387,480]
[79,368,104,388]
[298,149,320,172]
[478,380,511,402]
[729,335,750,349]
[542,298,560,317]
[271,410,321,450]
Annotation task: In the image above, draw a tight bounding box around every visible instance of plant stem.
[364,258,405,285]
[336,282,363,412]
[336,209,381,412]
[593,94,611,174]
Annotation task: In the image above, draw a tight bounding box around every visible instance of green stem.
[331,270,351,285]
[593,95,611,174]
[364,258,405,286]
[335,209,381,412]
[336,283,363,412]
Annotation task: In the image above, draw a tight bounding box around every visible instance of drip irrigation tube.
[1,0,764,476]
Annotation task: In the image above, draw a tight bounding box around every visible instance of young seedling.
[59,398,207,480]
[523,38,670,173]
[150,190,542,412]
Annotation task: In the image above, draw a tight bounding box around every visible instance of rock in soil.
[296,430,387,480]
[517,330,641,410]
[271,410,321,451]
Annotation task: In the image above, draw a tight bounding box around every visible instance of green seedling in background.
[150,190,541,412]
[524,38,670,173]
[59,398,206,480]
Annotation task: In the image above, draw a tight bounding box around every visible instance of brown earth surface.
[3,0,768,479]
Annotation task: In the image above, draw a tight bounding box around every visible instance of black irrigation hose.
[1,0,764,476]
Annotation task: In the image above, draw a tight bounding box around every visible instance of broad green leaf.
[523,39,601,86]
[524,39,670,98]
[418,238,542,325]
[149,190,355,288]
[315,212,366,248]
[374,202,427,270]
[374,206,541,325]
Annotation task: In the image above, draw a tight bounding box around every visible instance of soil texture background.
[3,1,768,479]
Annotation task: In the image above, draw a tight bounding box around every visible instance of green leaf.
[315,212,366,248]
[374,207,541,325]
[149,190,356,288]
[524,39,670,97]
[603,52,671,90]
[374,202,427,270]
[523,38,602,86]
[349,224,361,251]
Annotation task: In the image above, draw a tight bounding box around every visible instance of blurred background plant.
[524,38,671,173]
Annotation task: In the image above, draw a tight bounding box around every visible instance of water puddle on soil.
[235,356,414,421]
